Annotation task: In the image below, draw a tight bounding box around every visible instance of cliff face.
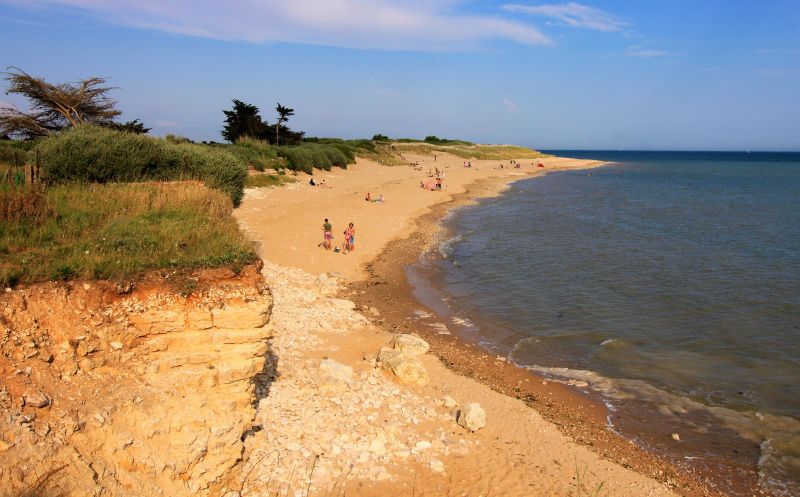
[0,265,272,497]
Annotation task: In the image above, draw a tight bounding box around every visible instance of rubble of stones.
[237,262,486,496]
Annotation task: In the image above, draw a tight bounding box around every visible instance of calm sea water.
[415,151,800,494]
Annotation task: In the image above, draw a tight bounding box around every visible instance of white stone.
[110,341,123,350]
[22,389,50,408]
[392,334,430,355]
[414,440,432,451]
[377,348,429,385]
[318,358,354,391]
[457,403,486,432]
[441,396,457,408]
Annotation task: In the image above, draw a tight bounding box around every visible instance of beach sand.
[234,152,730,496]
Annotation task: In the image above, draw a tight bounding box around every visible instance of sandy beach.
[233,152,731,496]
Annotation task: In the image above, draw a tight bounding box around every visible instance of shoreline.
[233,151,750,496]
[343,163,764,497]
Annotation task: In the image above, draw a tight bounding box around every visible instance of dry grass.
[245,172,296,188]
[394,142,550,160]
[0,181,257,287]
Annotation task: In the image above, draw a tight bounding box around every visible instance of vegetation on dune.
[33,126,248,206]
[244,172,295,188]
[0,182,256,287]
[394,141,548,160]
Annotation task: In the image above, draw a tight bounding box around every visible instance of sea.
[407,151,800,495]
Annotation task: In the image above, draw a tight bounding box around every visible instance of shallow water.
[413,151,800,495]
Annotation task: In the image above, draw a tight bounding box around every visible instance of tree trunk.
[275,122,279,145]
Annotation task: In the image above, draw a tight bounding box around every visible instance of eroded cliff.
[0,264,272,497]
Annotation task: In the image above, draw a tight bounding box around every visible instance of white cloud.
[4,0,552,50]
[502,2,628,32]
[502,97,518,112]
[624,45,672,58]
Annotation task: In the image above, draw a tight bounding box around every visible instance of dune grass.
[245,172,296,188]
[33,126,249,206]
[0,181,257,287]
[394,142,550,160]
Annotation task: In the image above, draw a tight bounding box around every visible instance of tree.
[372,133,389,142]
[0,67,121,139]
[106,119,150,134]
[222,99,268,143]
[275,103,294,145]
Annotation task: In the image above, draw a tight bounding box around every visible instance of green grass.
[245,172,296,188]
[394,142,550,160]
[33,126,249,206]
[0,181,257,287]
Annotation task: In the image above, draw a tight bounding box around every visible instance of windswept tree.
[107,119,151,134]
[0,67,122,139]
[275,103,294,145]
[222,99,268,143]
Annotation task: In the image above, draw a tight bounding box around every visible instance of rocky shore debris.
[376,333,432,385]
[457,403,487,432]
[237,262,474,495]
[391,333,430,355]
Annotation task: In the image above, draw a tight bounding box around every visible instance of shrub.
[372,134,389,141]
[0,139,34,165]
[34,126,248,206]
[225,136,283,172]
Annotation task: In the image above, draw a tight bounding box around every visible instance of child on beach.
[343,223,355,253]
[322,218,333,250]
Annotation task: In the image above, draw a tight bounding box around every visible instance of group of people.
[321,218,355,253]
[309,178,332,188]
[420,165,446,191]
[365,192,384,203]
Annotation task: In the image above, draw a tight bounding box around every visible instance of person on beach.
[365,192,372,201]
[322,218,333,250]
[378,194,384,203]
[343,223,355,253]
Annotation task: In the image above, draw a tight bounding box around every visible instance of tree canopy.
[221,99,304,145]
[0,67,148,139]
[222,99,268,143]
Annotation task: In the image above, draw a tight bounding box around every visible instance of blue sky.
[1,1,798,150]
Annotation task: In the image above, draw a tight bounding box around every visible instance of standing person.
[322,218,333,250]
[343,223,355,252]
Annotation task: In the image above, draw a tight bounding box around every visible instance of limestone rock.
[110,341,123,350]
[23,389,50,408]
[318,359,354,391]
[377,348,429,385]
[391,334,429,355]
[441,395,457,408]
[457,403,486,432]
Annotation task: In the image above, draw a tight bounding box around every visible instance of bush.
[372,134,389,141]
[34,126,248,206]
[0,139,33,165]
